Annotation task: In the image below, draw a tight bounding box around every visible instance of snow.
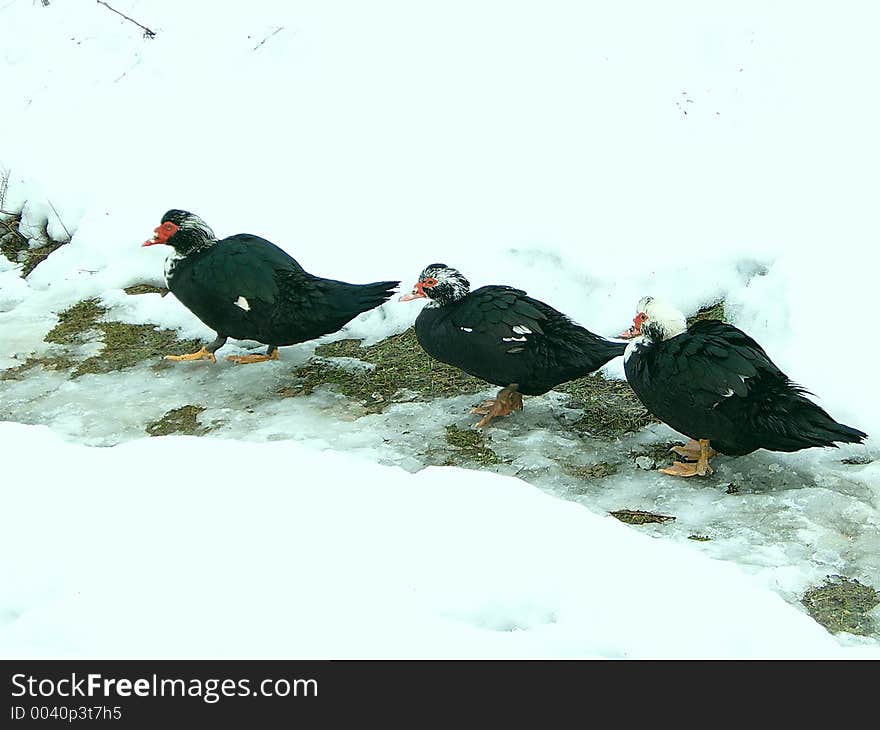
[1,1,879,657]
[0,421,875,659]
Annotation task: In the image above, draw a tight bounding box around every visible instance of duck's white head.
[619,296,687,344]
[399,264,471,307]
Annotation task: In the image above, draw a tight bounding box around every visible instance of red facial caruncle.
[143,221,180,247]
[619,311,648,339]
[399,275,439,302]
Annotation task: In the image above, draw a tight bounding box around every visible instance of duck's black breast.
[415,285,624,395]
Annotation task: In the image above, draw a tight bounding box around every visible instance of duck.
[401,264,626,427]
[620,296,868,477]
[143,209,398,363]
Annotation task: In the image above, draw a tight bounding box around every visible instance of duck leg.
[227,345,280,365]
[472,385,524,428]
[164,335,226,363]
[660,439,715,477]
[670,439,717,462]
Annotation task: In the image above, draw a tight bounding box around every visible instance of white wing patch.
[502,336,527,342]
[459,326,473,333]
[512,325,532,335]
[234,296,251,311]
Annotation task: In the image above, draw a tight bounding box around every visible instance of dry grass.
[443,424,504,465]
[124,283,168,296]
[686,301,726,326]
[801,576,879,636]
[609,509,676,525]
[2,299,204,379]
[556,373,656,439]
[146,405,212,437]
[281,328,487,412]
[0,211,68,277]
[565,462,619,480]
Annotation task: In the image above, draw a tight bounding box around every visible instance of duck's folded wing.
[449,285,549,352]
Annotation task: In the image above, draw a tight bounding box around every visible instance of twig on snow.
[253,26,284,51]
[96,0,156,39]
[46,199,72,242]
[0,167,9,210]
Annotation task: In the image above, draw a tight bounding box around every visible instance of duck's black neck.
[172,227,217,256]
[428,279,470,306]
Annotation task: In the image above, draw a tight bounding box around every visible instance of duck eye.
[163,222,175,231]
[423,277,439,288]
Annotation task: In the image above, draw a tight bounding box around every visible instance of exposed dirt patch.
[74,322,204,377]
[0,215,29,262]
[801,576,879,636]
[841,455,874,466]
[556,373,655,439]
[609,509,676,525]
[0,212,69,277]
[146,405,212,437]
[10,299,205,378]
[687,534,712,542]
[44,299,106,345]
[0,354,79,380]
[687,301,726,326]
[565,461,619,480]
[281,328,486,412]
[124,283,168,296]
[442,424,504,466]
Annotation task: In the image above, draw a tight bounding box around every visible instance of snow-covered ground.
[2,421,876,659]
[1,1,879,657]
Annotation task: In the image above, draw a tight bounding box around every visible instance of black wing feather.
[189,235,303,306]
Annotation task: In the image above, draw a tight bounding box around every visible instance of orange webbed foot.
[227,349,280,365]
[659,461,713,477]
[164,347,217,363]
[471,387,523,428]
[660,439,715,477]
[670,439,717,462]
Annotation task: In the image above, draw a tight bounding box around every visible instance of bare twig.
[253,26,284,51]
[46,199,72,242]
[96,0,156,39]
[113,57,142,84]
[0,168,9,210]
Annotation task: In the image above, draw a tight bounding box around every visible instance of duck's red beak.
[399,282,428,302]
[619,313,645,339]
[143,221,179,247]
[142,228,163,247]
